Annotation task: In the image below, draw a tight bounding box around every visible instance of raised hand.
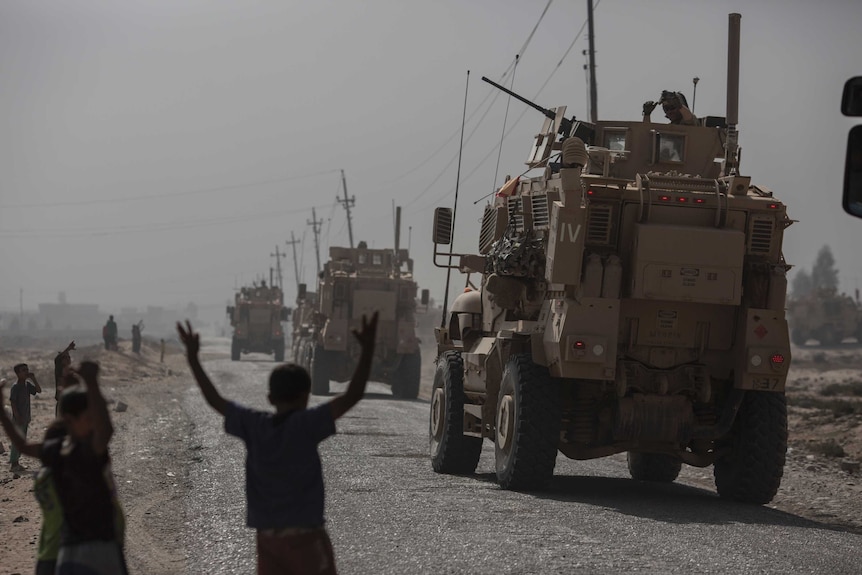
[351,312,379,352]
[176,320,201,358]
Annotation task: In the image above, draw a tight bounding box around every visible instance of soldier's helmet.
[660,90,689,111]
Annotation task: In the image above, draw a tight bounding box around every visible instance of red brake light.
[677,197,687,203]
[695,198,706,204]
[574,340,586,349]
[587,189,594,195]
[768,203,779,209]
[770,354,785,365]
[659,195,671,202]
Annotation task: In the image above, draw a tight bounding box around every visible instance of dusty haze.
[1,0,860,326]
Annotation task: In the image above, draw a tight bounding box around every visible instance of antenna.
[307,207,323,277]
[285,232,301,294]
[270,245,285,292]
[441,70,470,329]
[337,169,355,249]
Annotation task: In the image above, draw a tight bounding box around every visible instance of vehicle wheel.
[627,452,682,483]
[273,339,285,362]
[231,338,241,361]
[495,354,561,491]
[393,351,421,399]
[430,351,482,475]
[790,329,808,346]
[310,345,330,395]
[713,391,787,504]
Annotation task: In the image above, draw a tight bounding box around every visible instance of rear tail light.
[770,353,785,365]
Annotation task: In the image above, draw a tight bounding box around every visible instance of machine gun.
[481,76,579,140]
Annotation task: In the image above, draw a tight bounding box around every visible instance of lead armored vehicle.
[429,14,793,504]
[294,243,428,399]
[226,282,289,361]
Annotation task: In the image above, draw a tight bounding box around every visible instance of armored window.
[603,129,627,151]
[372,254,382,265]
[358,254,367,264]
[656,133,686,163]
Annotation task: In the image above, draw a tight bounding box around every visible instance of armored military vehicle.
[226,282,289,361]
[787,288,862,346]
[429,14,793,504]
[293,242,428,399]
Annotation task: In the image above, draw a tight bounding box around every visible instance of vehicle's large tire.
[714,391,787,504]
[273,338,285,362]
[627,452,682,483]
[790,329,808,346]
[495,354,561,491]
[231,338,241,361]
[310,345,330,395]
[430,352,482,475]
[393,351,421,399]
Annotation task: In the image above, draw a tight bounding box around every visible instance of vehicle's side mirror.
[433,207,453,245]
[421,289,430,306]
[226,306,234,316]
[842,78,862,219]
[280,307,290,321]
[298,283,307,299]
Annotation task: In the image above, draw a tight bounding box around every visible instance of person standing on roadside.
[104,315,118,351]
[54,341,76,415]
[177,311,379,575]
[8,363,41,472]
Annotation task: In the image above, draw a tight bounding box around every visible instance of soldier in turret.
[642,90,698,125]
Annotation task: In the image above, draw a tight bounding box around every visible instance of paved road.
[181,339,862,575]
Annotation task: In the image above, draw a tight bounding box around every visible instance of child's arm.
[77,361,113,456]
[27,371,42,394]
[177,321,228,416]
[0,381,42,457]
[329,312,378,420]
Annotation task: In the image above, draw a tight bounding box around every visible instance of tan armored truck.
[226,282,289,362]
[294,245,429,399]
[787,288,862,346]
[429,14,793,504]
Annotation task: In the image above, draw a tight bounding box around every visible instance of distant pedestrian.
[104,315,118,351]
[54,341,76,415]
[131,321,144,354]
[177,312,379,575]
[8,363,41,472]
[0,363,128,573]
[160,339,165,363]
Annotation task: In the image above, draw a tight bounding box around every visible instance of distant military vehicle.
[429,14,793,504]
[293,237,429,399]
[226,282,289,361]
[787,288,862,346]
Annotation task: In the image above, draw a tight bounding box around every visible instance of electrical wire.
[1,169,341,209]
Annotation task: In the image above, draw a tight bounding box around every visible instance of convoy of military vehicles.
[223,12,813,508]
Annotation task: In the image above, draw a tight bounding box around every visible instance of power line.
[1,169,341,209]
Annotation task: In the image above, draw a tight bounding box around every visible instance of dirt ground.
[1,337,862,573]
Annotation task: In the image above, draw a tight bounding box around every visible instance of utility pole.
[19,287,23,331]
[307,207,323,277]
[337,169,355,249]
[587,0,598,123]
[270,245,285,292]
[285,232,302,293]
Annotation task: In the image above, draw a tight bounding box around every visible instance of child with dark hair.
[0,363,127,574]
[177,312,379,575]
[8,362,41,471]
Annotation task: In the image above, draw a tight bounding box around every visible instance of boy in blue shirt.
[177,312,378,575]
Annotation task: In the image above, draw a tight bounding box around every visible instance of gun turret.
[481,76,576,138]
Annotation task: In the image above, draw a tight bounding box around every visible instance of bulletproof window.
[372,254,382,265]
[656,133,686,163]
[603,129,628,151]
[358,254,367,264]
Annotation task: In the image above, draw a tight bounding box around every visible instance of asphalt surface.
[181,338,862,575]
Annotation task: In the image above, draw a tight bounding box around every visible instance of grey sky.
[1,0,860,315]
